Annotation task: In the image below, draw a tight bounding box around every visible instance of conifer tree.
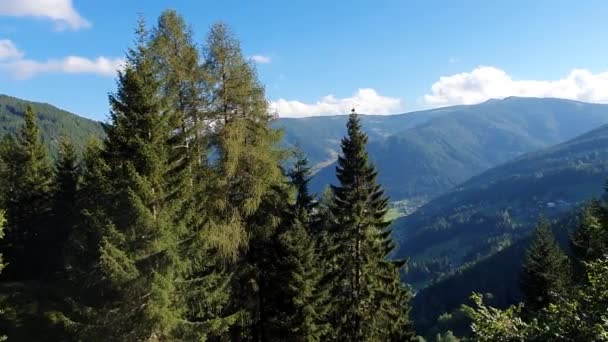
[0,210,5,277]
[149,9,208,197]
[64,138,110,293]
[50,137,80,273]
[571,199,608,264]
[289,148,317,222]
[262,149,330,341]
[201,22,286,339]
[149,11,240,339]
[0,106,54,279]
[327,110,414,341]
[520,218,571,313]
[203,22,284,221]
[69,19,186,340]
[0,210,5,342]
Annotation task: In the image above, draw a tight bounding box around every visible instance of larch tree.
[201,22,286,340]
[203,22,284,222]
[149,11,239,339]
[327,110,414,341]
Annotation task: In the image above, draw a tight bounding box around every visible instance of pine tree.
[520,218,571,313]
[327,110,414,341]
[0,105,54,279]
[50,137,80,273]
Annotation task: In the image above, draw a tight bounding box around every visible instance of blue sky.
[1,0,608,120]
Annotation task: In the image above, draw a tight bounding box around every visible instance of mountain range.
[278,97,608,199]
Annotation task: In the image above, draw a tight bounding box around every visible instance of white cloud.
[448,57,459,64]
[0,39,23,60]
[250,55,271,64]
[0,0,90,30]
[424,66,608,107]
[2,56,124,79]
[0,40,123,79]
[270,88,402,118]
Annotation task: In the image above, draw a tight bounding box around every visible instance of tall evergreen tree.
[520,218,571,313]
[0,106,54,279]
[64,138,110,297]
[262,149,331,341]
[50,137,80,273]
[68,19,187,340]
[327,110,414,341]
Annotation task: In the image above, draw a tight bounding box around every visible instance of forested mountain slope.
[393,122,608,288]
[0,95,104,154]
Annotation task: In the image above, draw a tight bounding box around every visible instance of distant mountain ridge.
[276,97,608,199]
[0,94,104,154]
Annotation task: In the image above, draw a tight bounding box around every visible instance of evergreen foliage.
[463,191,608,341]
[262,149,331,341]
[50,137,81,274]
[520,218,570,312]
[571,198,608,264]
[0,210,4,342]
[326,110,414,341]
[76,18,183,340]
[0,106,54,279]
[0,210,5,277]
